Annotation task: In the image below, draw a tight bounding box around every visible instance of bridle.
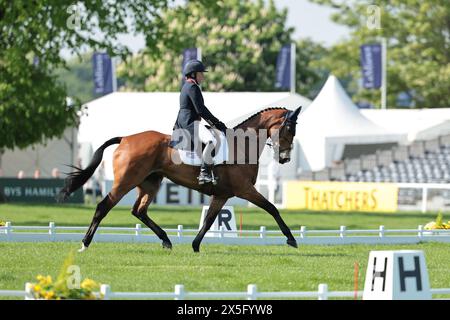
[267,112,297,153]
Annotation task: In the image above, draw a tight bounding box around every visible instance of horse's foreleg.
[238,187,297,248]
[132,174,172,249]
[192,196,228,252]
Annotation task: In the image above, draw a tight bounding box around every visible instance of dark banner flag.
[182,48,198,71]
[360,44,382,89]
[93,52,114,95]
[181,48,199,86]
[275,44,291,89]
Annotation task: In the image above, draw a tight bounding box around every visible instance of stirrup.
[198,172,213,185]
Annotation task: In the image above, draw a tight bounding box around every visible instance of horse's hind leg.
[79,186,128,252]
[132,173,172,249]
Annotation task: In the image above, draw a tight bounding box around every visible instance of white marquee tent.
[362,108,450,142]
[295,75,405,171]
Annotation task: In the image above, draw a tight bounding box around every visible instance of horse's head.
[270,106,302,164]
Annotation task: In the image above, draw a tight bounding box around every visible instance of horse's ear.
[289,106,302,121]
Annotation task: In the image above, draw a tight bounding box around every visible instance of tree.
[309,0,450,108]
[0,0,176,150]
[117,0,328,98]
[54,53,95,104]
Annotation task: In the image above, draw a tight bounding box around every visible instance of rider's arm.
[188,85,221,127]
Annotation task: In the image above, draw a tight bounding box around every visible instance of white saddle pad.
[178,133,229,166]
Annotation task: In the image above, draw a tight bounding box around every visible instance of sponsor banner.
[93,52,113,95]
[0,178,83,203]
[275,44,291,89]
[105,180,247,206]
[285,181,398,212]
[360,44,382,89]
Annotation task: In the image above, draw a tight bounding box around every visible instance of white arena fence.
[1,222,450,245]
[1,283,449,300]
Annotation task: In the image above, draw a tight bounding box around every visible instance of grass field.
[1,204,449,299]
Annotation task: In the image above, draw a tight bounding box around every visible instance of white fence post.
[379,225,385,238]
[177,225,183,238]
[49,222,55,236]
[135,224,141,237]
[24,282,34,300]
[340,226,346,238]
[300,226,306,239]
[100,284,111,300]
[418,225,424,239]
[174,284,185,300]
[5,222,11,241]
[247,284,258,300]
[259,226,266,239]
[422,187,428,213]
[318,283,328,300]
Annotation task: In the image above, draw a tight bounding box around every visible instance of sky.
[274,0,350,46]
[112,0,350,55]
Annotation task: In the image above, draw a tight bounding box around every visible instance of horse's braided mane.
[233,107,287,129]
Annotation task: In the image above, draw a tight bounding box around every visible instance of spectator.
[33,169,40,179]
[51,167,60,178]
[17,170,25,179]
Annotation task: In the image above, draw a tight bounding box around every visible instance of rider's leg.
[198,124,216,184]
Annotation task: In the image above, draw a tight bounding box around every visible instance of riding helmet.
[183,60,208,76]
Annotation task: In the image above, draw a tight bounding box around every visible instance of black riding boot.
[198,141,215,184]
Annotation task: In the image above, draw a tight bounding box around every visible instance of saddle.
[169,131,229,166]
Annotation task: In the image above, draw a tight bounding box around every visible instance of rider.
[173,59,228,184]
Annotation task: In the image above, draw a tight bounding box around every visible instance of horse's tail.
[58,137,122,202]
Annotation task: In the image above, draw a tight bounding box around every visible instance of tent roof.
[361,108,450,141]
[296,75,400,139]
[295,75,404,171]
[79,91,311,141]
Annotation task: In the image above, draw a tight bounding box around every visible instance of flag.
[275,44,291,89]
[181,48,199,86]
[360,44,382,89]
[93,52,114,95]
[182,48,198,72]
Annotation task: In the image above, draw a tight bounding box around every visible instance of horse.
[59,106,302,252]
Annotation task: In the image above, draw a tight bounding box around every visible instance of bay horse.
[59,106,302,252]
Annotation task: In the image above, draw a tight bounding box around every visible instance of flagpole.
[381,38,387,109]
[290,42,296,94]
[111,57,117,92]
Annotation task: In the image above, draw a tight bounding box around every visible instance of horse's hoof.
[78,243,88,253]
[162,241,172,250]
[287,239,298,248]
[192,243,200,253]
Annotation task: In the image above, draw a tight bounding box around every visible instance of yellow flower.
[424,221,437,230]
[37,275,52,286]
[81,278,99,291]
[33,284,42,292]
[44,291,55,300]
